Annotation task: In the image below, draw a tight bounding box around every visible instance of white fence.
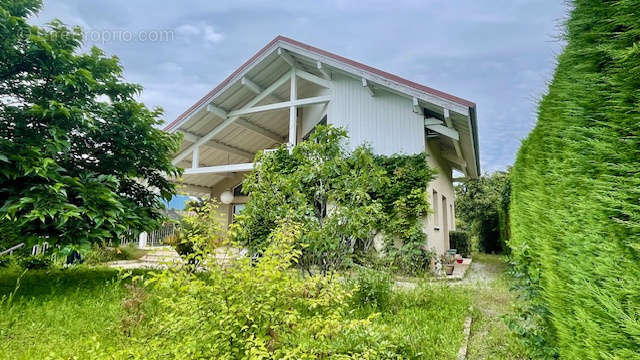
[120,223,176,248]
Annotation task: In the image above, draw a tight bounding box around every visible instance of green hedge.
[449,231,471,258]
[509,1,640,358]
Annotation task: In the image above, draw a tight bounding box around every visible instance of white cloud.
[176,24,201,36]
[203,25,224,43]
[176,23,224,44]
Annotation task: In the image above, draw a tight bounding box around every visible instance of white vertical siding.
[327,73,425,155]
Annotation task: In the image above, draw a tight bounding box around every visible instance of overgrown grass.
[0,267,132,359]
[463,254,530,360]
[84,244,148,265]
[0,266,472,359]
[376,285,471,358]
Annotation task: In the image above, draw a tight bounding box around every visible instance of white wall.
[327,73,425,155]
[423,139,456,255]
[326,73,456,255]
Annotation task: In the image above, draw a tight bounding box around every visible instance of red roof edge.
[276,35,476,108]
[164,35,476,131]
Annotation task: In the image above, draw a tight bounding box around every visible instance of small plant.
[0,256,13,268]
[121,277,148,337]
[350,267,393,311]
[169,199,222,262]
[84,244,145,265]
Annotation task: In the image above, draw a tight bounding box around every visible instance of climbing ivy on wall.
[509,0,640,358]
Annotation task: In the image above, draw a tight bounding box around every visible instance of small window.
[232,204,246,223]
[233,183,247,197]
[432,189,439,227]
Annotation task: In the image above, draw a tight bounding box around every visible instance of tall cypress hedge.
[509,1,640,358]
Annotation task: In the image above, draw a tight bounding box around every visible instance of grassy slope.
[1,266,473,359]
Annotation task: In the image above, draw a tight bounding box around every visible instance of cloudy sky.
[31,0,567,172]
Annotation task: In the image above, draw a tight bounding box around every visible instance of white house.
[165,36,480,255]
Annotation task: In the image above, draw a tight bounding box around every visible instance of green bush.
[19,254,51,269]
[0,256,13,268]
[121,221,403,358]
[234,125,435,276]
[509,1,640,358]
[455,170,510,253]
[449,230,471,258]
[84,244,146,265]
[350,267,393,311]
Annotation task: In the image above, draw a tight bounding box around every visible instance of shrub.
[234,125,435,276]
[350,267,393,311]
[84,245,117,264]
[0,256,13,268]
[449,230,471,257]
[169,199,222,261]
[123,221,402,358]
[19,254,51,269]
[84,244,146,265]
[509,1,640,358]
[455,170,510,253]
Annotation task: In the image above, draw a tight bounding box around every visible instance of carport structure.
[165,40,334,195]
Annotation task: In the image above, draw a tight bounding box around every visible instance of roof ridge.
[164,35,475,131]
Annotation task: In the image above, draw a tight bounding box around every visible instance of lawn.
[0,267,140,359]
[0,265,474,359]
[461,254,530,360]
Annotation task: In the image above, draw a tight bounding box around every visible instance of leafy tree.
[234,126,386,275]
[455,170,510,253]
[0,0,181,248]
[234,125,435,275]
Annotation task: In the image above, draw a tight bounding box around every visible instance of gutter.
[468,106,481,177]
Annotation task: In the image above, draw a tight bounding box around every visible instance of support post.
[289,69,297,146]
[138,231,148,248]
[191,145,199,169]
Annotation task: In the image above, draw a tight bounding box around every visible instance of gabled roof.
[164,35,475,132]
[165,36,480,178]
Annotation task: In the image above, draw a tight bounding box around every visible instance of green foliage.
[167,199,222,260]
[0,267,148,359]
[17,254,51,269]
[0,256,10,268]
[372,153,435,274]
[455,170,511,253]
[84,243,146,265]
[126,222,399,358]
[350,267,393,311]
[449,230,471,258]
[0,261,474,359]
[234,125,387,275]
[234,125,434,275]
[0,0,181,248]
[509,1,640,358]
